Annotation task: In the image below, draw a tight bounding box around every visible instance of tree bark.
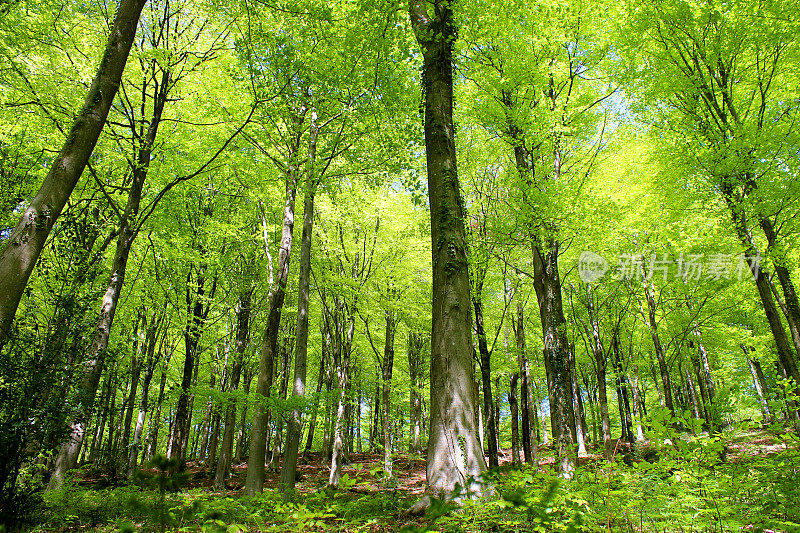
[279,111,318,497]
[0,0,147,344]
[408,0,486,509]
[245,119,303,492]
[721,186,800,409]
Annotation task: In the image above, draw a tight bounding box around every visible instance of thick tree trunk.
[408,1,486,509]
[532,242,576,476]
[279,113,318,497]
[0,0,147,344]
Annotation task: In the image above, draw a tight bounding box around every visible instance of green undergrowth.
[19,430,800,533]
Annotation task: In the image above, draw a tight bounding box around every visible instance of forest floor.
[25,427,800,532]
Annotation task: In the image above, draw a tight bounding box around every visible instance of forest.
[0,0,799,530]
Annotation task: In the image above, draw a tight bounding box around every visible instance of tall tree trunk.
[89,373,114,464]
[146,348,172,462]
[235,366,253,462]
[759,216,800,357]
[408,1,486,509]
[0,0,147,344]
[514,302,537,466]
[569,348,587,455]
[329,306,355,487]
[279,112,318,497]
[170,265,215,462]
[245,118,303,493]
[631,371,646,442]
[48,102,161,488]
[118,313,144,476]
[722,184,800,407]
[611,330,633,443]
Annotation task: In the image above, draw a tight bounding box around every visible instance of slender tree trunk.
[128,313,159,475]
[245,122,302,493]
[645,282,676,419]
[169,266,211,462]
[118,314,144,475]
[759,216,800,357]
[279,112,318,497]
[214,291,251,490]
[408,332,424,454]
[303,351,326,456]
[381,309,396,478]
[473,285,498,468]
[89,374,114,464]
[569,349,587,455]
[744,346,772,424]
[722,186,800,409]
[48,133,156,488]
[509,373,520,465]
[515,302,537,466]
[329,308,355,487]
[235,366,253,462]
[611,330,633,443]
[0,0,147,344]
[145,349,171,462]
[631,371,645,442]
